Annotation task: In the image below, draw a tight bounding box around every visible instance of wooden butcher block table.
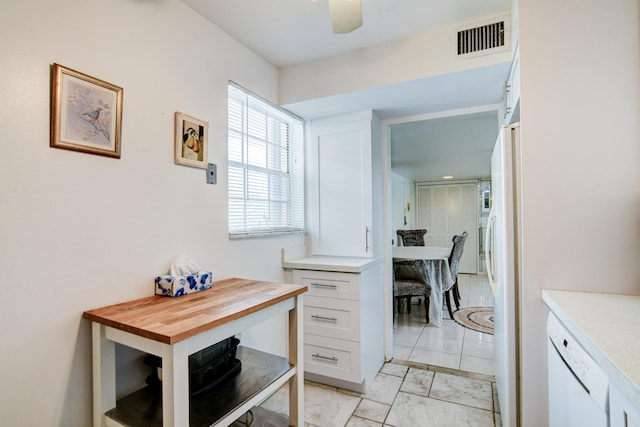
[83,277,307,427]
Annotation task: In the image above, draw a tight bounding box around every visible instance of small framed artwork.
[175,112,208,169]
[50,63,123,158]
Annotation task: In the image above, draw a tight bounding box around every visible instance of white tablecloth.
[392,246,454,327]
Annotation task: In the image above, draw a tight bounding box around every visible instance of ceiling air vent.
[454,16,509,59]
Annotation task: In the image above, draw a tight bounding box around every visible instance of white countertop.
[542,290,640,408]
[282,256,383,273]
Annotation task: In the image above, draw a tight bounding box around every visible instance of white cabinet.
[416,182,478,274]
[292,264,383,393]
[503,43,520,124]
[610,381,640,427]
[307,111,382,258]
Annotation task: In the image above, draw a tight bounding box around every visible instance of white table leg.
[161,341,190,427]
[288,294,304,427]
[92,322,115,427]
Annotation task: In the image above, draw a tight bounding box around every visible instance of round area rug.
[453,307,494,335]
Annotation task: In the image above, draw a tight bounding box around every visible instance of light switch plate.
[206,163,217,184]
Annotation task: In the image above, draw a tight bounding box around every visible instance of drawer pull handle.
[312,353,338,362]
[311,314,338,322]
[310,283,337,289]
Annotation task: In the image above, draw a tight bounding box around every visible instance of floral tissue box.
[155,271,213,297]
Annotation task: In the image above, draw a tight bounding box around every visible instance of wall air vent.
[453,15,510,60]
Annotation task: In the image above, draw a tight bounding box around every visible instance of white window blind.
[227,83,304,237]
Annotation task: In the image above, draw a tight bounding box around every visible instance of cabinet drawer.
[304,334,361,383]
[304,296,360,341]
[293,270,360,300]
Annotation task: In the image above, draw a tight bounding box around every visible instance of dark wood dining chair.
[397,229,427,246]
[444,231,468,319]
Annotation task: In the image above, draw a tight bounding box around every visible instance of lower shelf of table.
[105,346,293,427]
[229,406,288,427]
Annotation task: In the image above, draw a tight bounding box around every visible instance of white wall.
[510,0,520,50]
[0,0,303,425]
[279,13,512,105]
[518,0,640,425]
[391,172,405,236]
[390,171,416,241]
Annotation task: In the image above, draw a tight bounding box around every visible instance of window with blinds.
[227,83,304,238]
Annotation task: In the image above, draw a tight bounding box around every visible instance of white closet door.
[447,184,461,241]
[416,182,478,274]
[431,186,448,247]
[460,183,478,273]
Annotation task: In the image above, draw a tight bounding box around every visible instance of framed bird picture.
[174,112,208,169]
[50,63,123,158]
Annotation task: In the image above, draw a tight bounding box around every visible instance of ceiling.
[390,111,499,182]
[180,0,510,68]
[180,0,511,183]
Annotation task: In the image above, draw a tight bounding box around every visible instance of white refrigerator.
[486,123,521,427]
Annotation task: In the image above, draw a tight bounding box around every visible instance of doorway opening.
[384,107,500,375]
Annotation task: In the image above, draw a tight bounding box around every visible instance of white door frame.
[381,104,501,360]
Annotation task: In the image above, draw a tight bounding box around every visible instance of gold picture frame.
[50,63,123,158]
[175,112,208,169]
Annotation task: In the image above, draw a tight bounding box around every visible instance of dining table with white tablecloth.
[392,246,454,327]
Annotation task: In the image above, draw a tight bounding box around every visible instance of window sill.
[228,230,304,240]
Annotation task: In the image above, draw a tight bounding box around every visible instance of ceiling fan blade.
[328,0,362,34]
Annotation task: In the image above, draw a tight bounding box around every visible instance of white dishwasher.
[547,313,610,427]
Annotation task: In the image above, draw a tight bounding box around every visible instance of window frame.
[227,82,304,239]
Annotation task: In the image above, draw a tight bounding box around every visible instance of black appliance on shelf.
[144,336,242,397]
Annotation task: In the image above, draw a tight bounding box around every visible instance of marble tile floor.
[256,275,500,426]
[259,360,502,426]
[393,274,495,376]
